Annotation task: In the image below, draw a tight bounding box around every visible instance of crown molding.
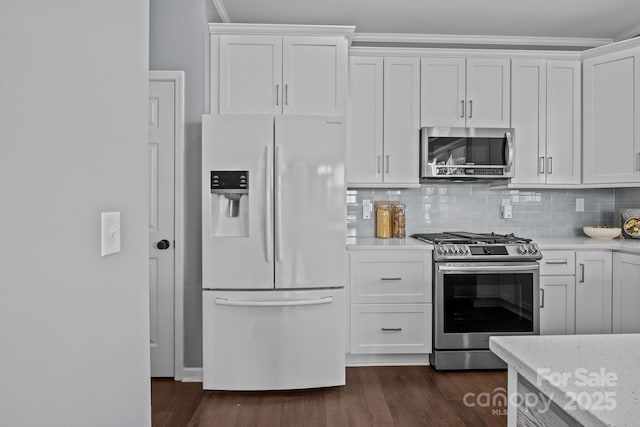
[209,23,356,38]
[210,0,230,23]
[352,32,612,49]
[349,46,582,60]
[581,35,640,59]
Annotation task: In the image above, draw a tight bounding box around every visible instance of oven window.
[428,136,507,166]
[443,273,534,333]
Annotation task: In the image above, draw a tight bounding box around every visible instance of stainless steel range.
[412,232,542,370]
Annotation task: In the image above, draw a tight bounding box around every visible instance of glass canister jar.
[392,204,406,238]
[376,204,393,238]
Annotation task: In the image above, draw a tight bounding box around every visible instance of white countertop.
[346,235,640,254]
[346,236,433,250]
[535,237,640,254]
[490,334,640,427]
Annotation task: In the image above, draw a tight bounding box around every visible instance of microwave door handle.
[505,131,514,172]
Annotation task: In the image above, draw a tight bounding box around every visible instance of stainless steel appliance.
[420,127,514,180]
[412,232,541,370]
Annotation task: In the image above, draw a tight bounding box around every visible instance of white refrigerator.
[201,114,346,391]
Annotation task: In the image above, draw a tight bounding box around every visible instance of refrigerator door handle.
[215,296,333,307]
[275,144,284,262]
[265,145,274,262]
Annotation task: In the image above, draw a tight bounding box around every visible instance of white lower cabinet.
[350,304,431,354]
[348,250,432,356]
[612,252,640,333]
[575,251,612,334]
[539,250,612,335]
[540,275,575,335]
[539,250,577,335]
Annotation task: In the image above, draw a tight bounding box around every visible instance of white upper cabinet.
[214,31,348,116]
[347,56,420,186]
[511,59,581,185]
[583,46,640,184]
[347,57,384,184]
[421,57,510,128]
[219,35,282,115]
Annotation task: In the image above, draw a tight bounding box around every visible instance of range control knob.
[528,245,539,254]
[459,245,469,255]
[438,245,448,255]
[516,245,527,254]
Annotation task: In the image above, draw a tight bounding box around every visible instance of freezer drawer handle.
[381,328,402,332]
[544,260,568,265]
[214,296,333,307]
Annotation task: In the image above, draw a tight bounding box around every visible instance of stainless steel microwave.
[420,127,514,180]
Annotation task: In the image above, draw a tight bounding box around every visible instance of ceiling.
[212,0,640,43]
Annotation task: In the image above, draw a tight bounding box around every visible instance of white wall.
[0,1,151,426]
[150,0,220,368]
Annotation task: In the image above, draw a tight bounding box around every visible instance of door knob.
[156,239,171,250]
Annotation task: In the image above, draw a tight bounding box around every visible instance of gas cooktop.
[411,231,541,261]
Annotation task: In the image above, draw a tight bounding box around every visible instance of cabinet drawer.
[540,250,575,275]
[350,303,431,354]
[349,251,431,303]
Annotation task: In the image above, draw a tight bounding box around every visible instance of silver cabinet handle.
[540,288,545,308]
[539,157,545,175]
[468,100,473,118]
[284,84,288,106]
[381,277,402,281]
[385,155,390,173]
[461,100,465,118]
[547,157,553,175]
[636,153,640,171]
[275,84,280,106]
[377,155,382,174]
[381,328,402,332]
[579,263,585,283]
[544,260,568,265]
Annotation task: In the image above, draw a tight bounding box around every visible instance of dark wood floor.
[152,367,507,426]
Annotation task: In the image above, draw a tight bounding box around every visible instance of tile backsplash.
[346,183,635,238]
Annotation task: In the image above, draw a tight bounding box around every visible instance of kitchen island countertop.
[491,334,640,427]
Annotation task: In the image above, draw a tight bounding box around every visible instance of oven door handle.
[438,264,539,273]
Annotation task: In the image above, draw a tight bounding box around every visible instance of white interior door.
[148,80,175,377]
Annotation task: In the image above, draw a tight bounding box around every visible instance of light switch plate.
[363,199,372,220]
[576,198,584,212]
[101,212,121,256]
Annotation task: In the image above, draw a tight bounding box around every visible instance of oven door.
[434,262,540,350]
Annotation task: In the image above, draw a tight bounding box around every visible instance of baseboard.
[346,353,430,367]
[182,367,203,382]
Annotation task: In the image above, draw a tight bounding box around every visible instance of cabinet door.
[282,36,347,116]
[219,35,282,115]
[465,58,511,128]
[511,59,546,185]
[583,48,640,184]
[540,276,575,335]
[420,57,466,127]
[575,251,612,334]
[383,58,420,184]
[612,252,640,333]
[347,57,383,184]
[546,60,581,184]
